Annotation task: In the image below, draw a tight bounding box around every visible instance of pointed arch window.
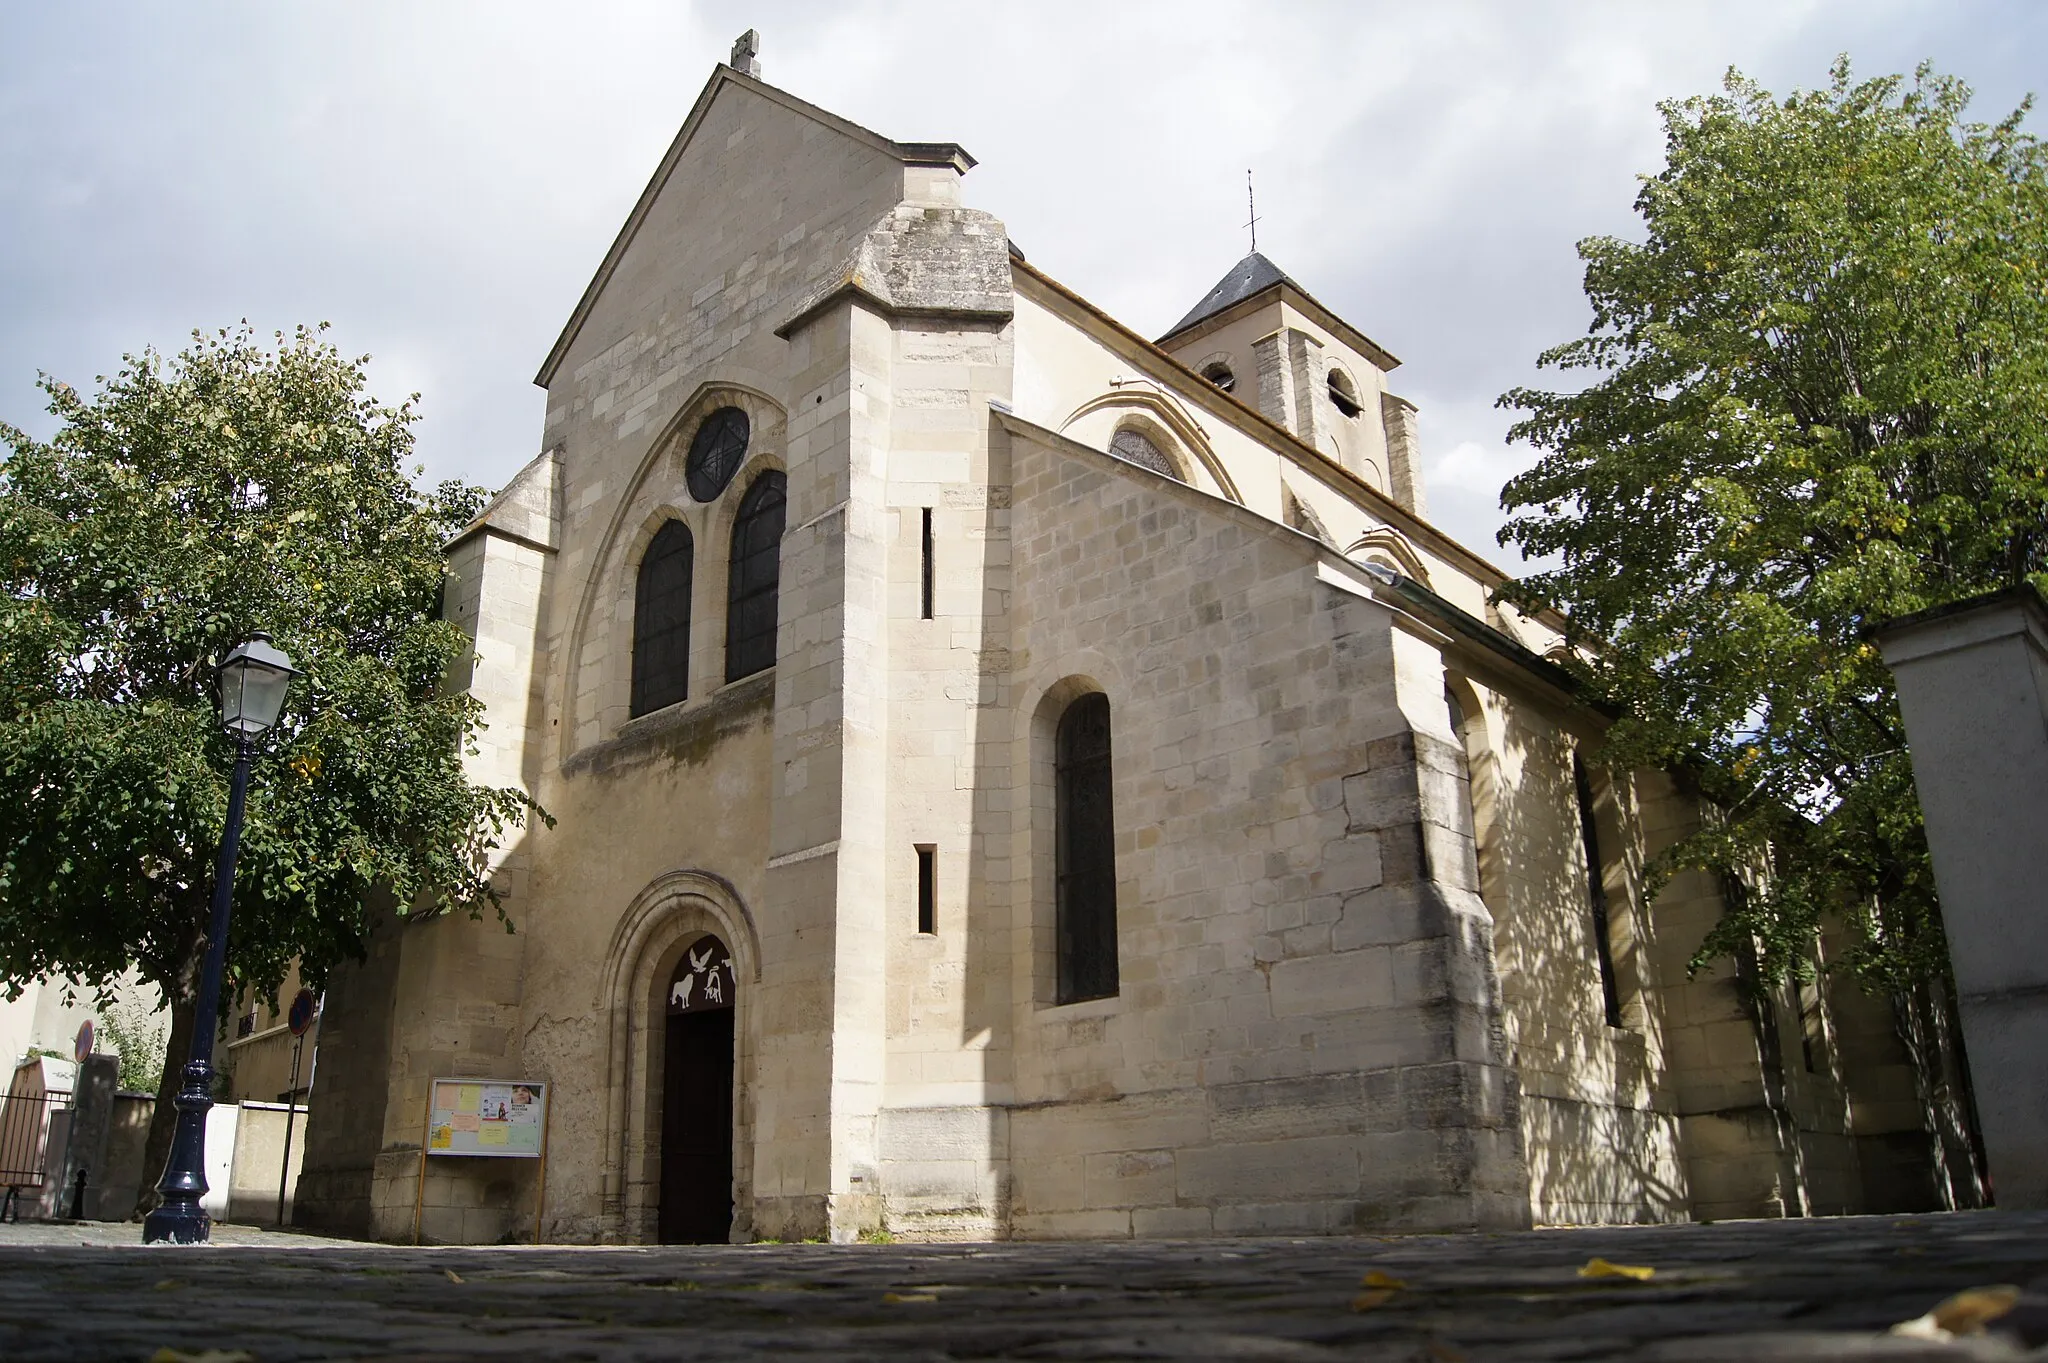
[631,520,694,717]
[1056,691,1119,1004]
[726,470,787,682]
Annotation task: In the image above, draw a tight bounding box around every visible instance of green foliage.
[0,323,544,1021]
[1498,61,2048,990]
[99,998,168,1093]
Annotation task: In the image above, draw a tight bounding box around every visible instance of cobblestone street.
[4,1211,2046,1361]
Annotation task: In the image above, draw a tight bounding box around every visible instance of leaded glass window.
[685,406,751,503]
[1056,692,1119,1004]
[631,520,693,717]
[1109,427,1182,482]
[725,470,787,682]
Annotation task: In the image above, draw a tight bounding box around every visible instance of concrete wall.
[225,1102,310,1227]
[1878,587,2048,1208]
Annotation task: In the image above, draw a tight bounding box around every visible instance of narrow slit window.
[1056,692,1119,1004]
[916,845,937,935]
[920,507,934,620]
[1573,753,1624,1028]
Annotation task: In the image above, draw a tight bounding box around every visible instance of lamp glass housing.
[218,635,298,739]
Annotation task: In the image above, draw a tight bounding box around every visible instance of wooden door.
[659,937,735,1244]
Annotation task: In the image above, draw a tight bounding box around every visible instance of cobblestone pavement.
[4,1211,2046,1362]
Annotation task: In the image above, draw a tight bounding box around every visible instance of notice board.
[426,1078,547,1158]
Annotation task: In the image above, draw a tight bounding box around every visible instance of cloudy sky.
[2,1,2039,568]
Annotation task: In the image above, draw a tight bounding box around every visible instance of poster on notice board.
[426,1078,547,1158]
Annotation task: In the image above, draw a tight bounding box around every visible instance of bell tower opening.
[659,934,736,1243]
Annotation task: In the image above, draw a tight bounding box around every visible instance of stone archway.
[595,870,760,1244]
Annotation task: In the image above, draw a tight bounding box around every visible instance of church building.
[297,37,1968,1244]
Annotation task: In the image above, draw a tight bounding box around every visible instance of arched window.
[1327,367,1363,419]
[1446,682,1489,904]
[1109,426,1183,483]
[725,470,787,682]
[1573,753,1624,1028]
[1056,692,1119,1003]
[631,520,694,717]
[1200,361,1236,393]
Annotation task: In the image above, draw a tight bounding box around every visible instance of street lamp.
[144,633,300,1245]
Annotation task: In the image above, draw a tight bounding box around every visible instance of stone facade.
[298,53,1962,1244]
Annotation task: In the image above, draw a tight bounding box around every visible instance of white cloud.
[1,0,2038,570]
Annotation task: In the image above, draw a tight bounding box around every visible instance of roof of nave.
[1156,251,1402,373]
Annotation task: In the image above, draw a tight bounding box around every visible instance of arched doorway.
[660,934,736,1243]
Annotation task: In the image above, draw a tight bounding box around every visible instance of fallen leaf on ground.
[1577,1258,1655,1281]
[883,1291,938,1304]
[151,1278,184,1291]
[148,1351,255,1363]
[443,1268,465,1284]
[1892,1285,2020,1340]
[1353,1270,1410,1311]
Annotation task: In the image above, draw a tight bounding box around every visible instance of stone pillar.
[1285,330,1327,456]
[1381,394,1427,519]
[1874,585,2048,1208]
[1251,331,1296,438]
[55,1054,118,1219]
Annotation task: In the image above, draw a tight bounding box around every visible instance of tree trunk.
[132,935,207,1220]
[1890,978,1990,1213]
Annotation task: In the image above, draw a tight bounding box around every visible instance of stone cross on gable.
[730,29,762,79]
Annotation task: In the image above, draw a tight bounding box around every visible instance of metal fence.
[1,1086,73,1221]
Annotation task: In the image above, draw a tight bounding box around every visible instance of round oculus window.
[684,406,751,502]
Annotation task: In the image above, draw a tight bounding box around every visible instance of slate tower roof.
[1158,252,1294,341]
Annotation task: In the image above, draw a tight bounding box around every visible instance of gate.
[0,1086,74,1221]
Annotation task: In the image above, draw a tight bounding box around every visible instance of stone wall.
[977,419,1529,1237]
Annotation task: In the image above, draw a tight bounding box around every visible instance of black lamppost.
[144,633,299,1245]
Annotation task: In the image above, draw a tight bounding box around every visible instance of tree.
[1497,60,2048,993]
[0,324,542,1212]
[100,997,169,1095]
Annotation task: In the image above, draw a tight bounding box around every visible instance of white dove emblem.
[688,945,712,974]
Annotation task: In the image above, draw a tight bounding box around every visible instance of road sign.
[288,987,318,1037]
[72,1020,93,1064]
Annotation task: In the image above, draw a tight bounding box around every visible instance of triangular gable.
[533,64,975,388]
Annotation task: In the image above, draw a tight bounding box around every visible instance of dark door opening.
[659,936,736,1244]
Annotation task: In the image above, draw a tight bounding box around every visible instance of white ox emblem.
[670,944,731,1010]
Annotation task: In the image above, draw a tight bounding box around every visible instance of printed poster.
[425,1078,547,1158]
